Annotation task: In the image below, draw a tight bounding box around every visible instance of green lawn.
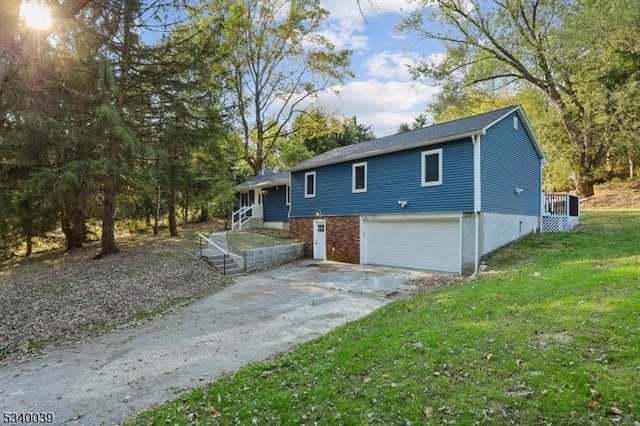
[226,228,295,253]
[129,210,640,425]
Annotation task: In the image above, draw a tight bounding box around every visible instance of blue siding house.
[287,106,546,275]
[233,170,290,230]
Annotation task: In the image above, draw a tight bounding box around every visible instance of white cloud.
[317,19,369,51]
[320,0,419,20]
[313,79,440,136]
[365,51,418,80]
[318,0,420,51]
[426,52,446,67]
[296,1,445,137]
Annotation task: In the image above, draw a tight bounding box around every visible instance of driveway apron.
[0,261,427,425]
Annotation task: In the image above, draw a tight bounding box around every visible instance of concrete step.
[220,266,245,276]
[205,254,231,264]
[204,254,244,275]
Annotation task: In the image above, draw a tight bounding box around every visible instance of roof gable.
[290,105,544,172]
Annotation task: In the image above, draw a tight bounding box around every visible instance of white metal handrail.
[198,233,229,275]
[198,233,228,255]
[231,205,248,230]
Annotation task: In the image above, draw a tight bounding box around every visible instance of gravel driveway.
[0,260,430,425]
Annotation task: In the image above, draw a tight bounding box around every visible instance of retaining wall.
[243,242,305,272]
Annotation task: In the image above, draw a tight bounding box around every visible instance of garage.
[361,216,461,274]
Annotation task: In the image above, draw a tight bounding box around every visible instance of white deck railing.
[541,192,580,232]
[231,204,263,230]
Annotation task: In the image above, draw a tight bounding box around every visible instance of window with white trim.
[286,185,291,205]
[421,148,443,186]
[352,162,367,193]
[305,171,316,198]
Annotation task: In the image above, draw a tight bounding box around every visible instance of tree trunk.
[98,131,119,257]
[24,216,33,256]
[25,235,32,257]
[62,208,86,250]
[200,205,209,222]
[578,180,595,198]
[154,180,161,236]
[97,182,119,257]
[98,0,135,258]
[70,210,85,249]
[168,166,179,237]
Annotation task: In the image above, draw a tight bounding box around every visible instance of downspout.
[539,158,546,232]
[472,134,482,275]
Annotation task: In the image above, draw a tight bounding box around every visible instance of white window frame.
[352,161,367,193]
[286,184,291,205]
[304,171,316,198]
[421,148,443,187]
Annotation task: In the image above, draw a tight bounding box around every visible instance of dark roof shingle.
[290,106,529,171]
[235,171,290,190]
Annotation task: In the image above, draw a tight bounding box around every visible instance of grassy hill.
[129,210,640,425]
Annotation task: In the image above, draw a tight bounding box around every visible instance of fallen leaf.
[608,406,623,416]
[588,400,601,410]
[438,406,453,415]
[424,406,434,418]
[486,353,493,361]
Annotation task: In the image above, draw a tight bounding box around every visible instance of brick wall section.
[289,217,314,259]
[290,216,360,264]
[326,216,360,264]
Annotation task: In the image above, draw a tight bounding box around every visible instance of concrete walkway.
[199,231,229,257]
[0,261,430,425]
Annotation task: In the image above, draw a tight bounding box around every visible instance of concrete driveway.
[0,260,431,425]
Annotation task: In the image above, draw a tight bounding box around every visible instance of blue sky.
[134,0,443,138]
[314,0,444,137]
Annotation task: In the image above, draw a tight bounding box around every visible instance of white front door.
[313,220,326,260]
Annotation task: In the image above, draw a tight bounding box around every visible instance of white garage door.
[364,218,461,273]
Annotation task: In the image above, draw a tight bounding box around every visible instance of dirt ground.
[0,222,229,366]
[579,181,640,209]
